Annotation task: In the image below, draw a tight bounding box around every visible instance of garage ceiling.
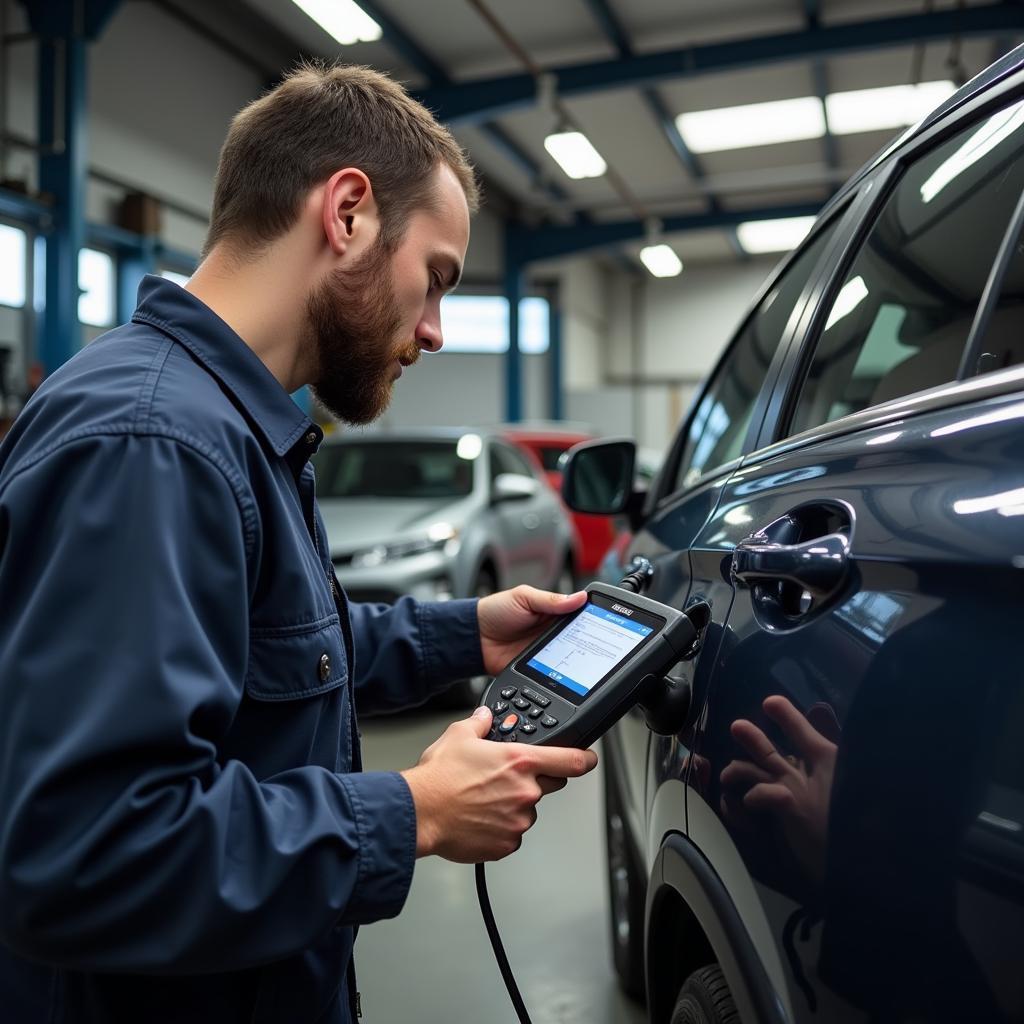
[164,0,1024,266]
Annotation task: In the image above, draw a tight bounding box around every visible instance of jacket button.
[305,431,318,446]
[319,653,331,681]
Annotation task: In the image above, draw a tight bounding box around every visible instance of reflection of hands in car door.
[719,696,839,887]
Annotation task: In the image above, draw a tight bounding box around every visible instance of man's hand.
[477,585,587,676]
[400,706,598,862]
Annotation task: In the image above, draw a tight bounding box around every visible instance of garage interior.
[1,2,1022,1022]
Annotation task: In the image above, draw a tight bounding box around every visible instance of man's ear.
[321,168,380,258]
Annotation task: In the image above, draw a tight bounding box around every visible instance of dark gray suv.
[564,44,1024,1024]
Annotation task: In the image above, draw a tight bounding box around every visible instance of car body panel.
[596,43,1024,1024]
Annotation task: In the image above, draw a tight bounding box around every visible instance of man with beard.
[0,64,596,1024]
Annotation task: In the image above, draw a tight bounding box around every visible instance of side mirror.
[492,473,539,503]
[561,439,639,521]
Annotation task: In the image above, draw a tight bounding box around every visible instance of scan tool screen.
[521,597,663,703]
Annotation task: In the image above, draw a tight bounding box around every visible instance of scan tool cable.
[475,568,654,1024]
[475,862,533,1024]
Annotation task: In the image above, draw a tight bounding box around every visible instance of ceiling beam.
[803,0,839,171]
[417,3,1024,124]
[357,0,570,204]
[508,201,823,263]
[580,0,749,259]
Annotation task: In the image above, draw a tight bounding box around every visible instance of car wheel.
[435,568,497,709]
[669,965,739,1024]
[604,765,646,1000]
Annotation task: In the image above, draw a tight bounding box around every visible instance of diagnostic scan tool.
[481,581,703,750]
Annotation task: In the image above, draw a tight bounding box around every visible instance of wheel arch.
[645,833,791,1024]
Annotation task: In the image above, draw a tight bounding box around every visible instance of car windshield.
[313,440,475,499]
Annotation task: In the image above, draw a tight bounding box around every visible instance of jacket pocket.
[245,615,348,701]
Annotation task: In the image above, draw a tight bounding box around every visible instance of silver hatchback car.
[312,428,576,695]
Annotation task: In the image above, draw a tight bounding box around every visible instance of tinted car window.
[672,218,841,493]
[789,97,1024,435]
[313,441,474,499]
[490,443,534,483]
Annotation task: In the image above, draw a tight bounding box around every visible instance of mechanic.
[0,63,596,1023]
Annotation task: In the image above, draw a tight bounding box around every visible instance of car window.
[968,204,1024,377]
[501,443,539,478]
[789,97,1024,436]
[313,441,474,499]
[671,218,842,494]
[490,443,532,483]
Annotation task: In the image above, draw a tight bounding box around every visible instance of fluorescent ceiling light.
[826,81,955,135]
[736,216,817,254]
[920,101,1024,203]
[639,244,683,278]
[543,131,607,179]
[289,0,381,45]
[676,96,826,153]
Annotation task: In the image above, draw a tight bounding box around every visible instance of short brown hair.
[203,62,478,258]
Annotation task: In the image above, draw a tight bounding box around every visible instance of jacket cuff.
[336,770,417,924]
[417,598,485,685]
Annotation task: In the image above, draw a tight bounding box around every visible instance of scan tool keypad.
[488,686,562,741]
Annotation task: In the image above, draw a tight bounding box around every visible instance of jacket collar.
[131,275,323,461]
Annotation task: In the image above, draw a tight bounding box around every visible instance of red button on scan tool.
[498,713,520,734]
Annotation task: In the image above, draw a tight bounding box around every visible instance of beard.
[306,239,420,425]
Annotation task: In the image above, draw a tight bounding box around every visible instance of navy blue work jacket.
[0,276,484,1023]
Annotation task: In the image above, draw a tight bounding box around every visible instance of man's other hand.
[477,585,586,676]
[400,706,598,862]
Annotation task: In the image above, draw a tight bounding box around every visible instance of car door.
[604,202,855,862]
[684,85,1024,1024]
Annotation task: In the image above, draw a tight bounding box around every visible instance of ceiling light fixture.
[676,96,826,153]
[639,244,683,278]
[288,0,381,45]
[543,131,607,179]
[736,216,817,254]
[826,81,956,135]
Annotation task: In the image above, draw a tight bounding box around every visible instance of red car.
[502,427,616,581]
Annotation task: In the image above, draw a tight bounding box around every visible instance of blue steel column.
[548,287,563,421]
[504,227,524,422]
[28,0,121,372]
[37,21,88,371]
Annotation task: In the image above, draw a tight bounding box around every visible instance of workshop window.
[440,295,549,353]
[78,248,115,328]
[0,223,28,308]
[160,269,191,287]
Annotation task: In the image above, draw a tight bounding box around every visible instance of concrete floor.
[355,707,648,1024]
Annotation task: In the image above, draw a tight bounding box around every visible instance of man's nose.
[417,316,443,353]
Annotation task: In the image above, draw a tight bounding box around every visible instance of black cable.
[478,569,647,1023]
[475,862,534,1024]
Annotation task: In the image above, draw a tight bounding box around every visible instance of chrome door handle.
[731,532,849,598]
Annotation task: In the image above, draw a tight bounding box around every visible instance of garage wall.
[598,257,779,454]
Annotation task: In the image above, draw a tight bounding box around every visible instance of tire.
[669,965,740,1024]
[604,764,647,1000]
[434,567,497,709]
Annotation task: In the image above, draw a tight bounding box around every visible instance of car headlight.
[350,523,459,567]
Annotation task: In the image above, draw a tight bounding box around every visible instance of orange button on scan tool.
[498,713,520,734]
